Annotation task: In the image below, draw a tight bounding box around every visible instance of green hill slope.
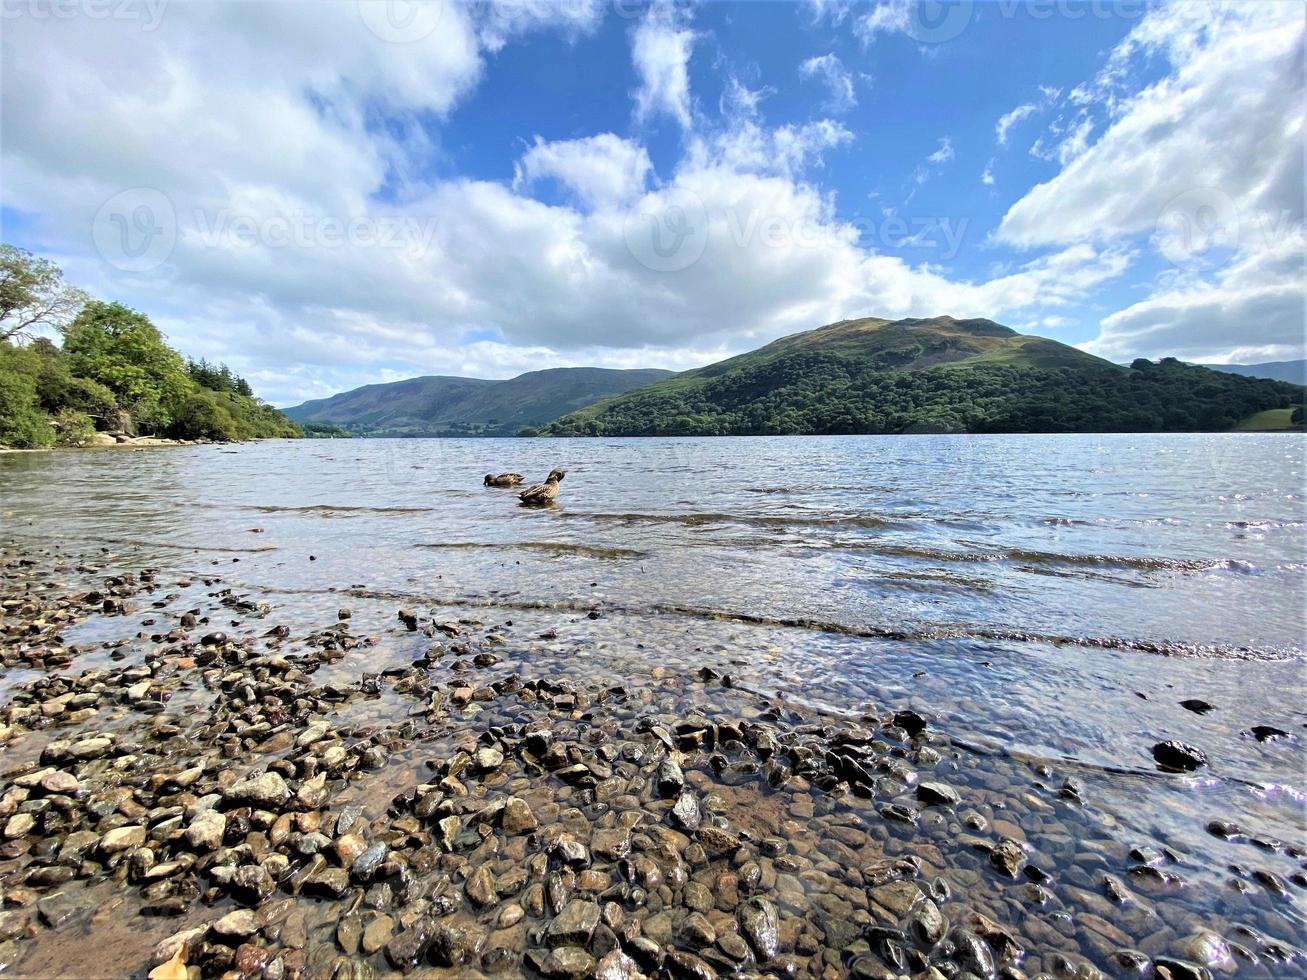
[284,367,673,437]
[544,316,1305,436]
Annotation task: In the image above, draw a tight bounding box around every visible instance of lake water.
[1,433,1304,976]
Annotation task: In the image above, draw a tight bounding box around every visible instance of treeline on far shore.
[0,244,301,449]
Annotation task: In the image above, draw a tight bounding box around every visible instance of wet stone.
[738,896,779,961]
[1152,740,1207,772]
[916,781,960,806]
[547,899,600,948]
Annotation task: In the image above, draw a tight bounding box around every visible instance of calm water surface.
[1,433,1304,971]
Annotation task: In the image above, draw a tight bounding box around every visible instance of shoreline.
[0,544,1301,979]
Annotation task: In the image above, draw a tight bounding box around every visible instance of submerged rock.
[1152,740,1207,772]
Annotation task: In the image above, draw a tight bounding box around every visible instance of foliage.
[0,342,54,448]
[0,247,301,448]
[62,301,192,431]
[53,409,97,447]
[516,426,540,438]
[546,352,1306,436]
[0,244,88,342]
[301,421,351,438]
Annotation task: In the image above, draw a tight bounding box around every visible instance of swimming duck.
[518,468,565,506]
[484,472,524,487]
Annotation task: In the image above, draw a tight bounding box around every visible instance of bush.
[53,409,97,447]
[0,342,54,448]
[169,391,238,441]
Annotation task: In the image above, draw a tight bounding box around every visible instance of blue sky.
[1,0,1302,405]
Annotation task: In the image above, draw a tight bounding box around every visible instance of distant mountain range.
[1199,360,1306,386]
[283,367,673,436]
[286,320,1305,437]
[544,316,1305,436]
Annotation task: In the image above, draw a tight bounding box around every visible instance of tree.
[0,342,55,447]
[62,301,191,431]
[0,244,88,341]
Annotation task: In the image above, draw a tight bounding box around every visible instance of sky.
[1,0,1303,407]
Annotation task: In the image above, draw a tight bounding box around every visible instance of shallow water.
[1,433,1305,975]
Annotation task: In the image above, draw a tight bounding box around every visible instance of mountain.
[283,367,674,437]
[1200,360,1306,386]
[543,316,1305,436]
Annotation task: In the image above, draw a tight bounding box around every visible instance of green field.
[1234,408,1305,431]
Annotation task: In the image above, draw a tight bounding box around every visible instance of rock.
[738,896,779,961]
[212,909,261,940]
[337,914,361,954]
[351,842,387,881]
[909,899,947,947]
[100,825,146,855]
[233,944,270,975]
[871,881,922,919]
[547,899,599,948]
[989,838,1024,878]
[1246,725,1292,742]
[916,781,960,806]
[362,915,393,954]
[671,793,701,831]
[185,810,226,851]
[1179,699,1214,714]
[37,892,82,928]
[224,771,291,808]
[945,927,995,979]
[542,947,595,978]
[502,798,537,834]
[1152,741,1207,772]
[1182,931,1235,971]
[333,832,367,867]
[591,828,630,861]
[385,921,433,969]
[656,759,685,797]
[430,914,486,967]
[39,771,79,795]
[296,773,328,809]
[233,864,275,904]
[893,709,927,736]
[3,814,34,839]
[593,949,646,980]
[1154,958,1213,980]
[466,864,498,907]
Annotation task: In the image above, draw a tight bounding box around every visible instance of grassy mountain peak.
[545,315,1302,436]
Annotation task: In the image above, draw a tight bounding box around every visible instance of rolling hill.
[1201,359,1306,386]
[543,316,1305,436]
[283,367,673,437]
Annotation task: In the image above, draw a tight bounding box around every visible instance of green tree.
[0,244,88,342]
[169,390,238,441]
[62,301,191,431]
[53,409,96,447]
[0,342,54,448]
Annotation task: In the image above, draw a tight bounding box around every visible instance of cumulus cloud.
[799,53,857,114]
[631,5,696,129]
[514,134,652,210]
[993,1,1304,362]
[927,137,954,165]
[1,0,1142,405]
[1085,233,1306,363]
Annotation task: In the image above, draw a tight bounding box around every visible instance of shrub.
[53,409,97,447]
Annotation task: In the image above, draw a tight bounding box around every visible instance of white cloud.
[631,5,696,129]
[476,0,605,52]
[991,2,1304,363]
[1085,233,1306,362]
[1,0,1142,406]
[927,136,954,165]
[514,134,652,210]
[851,0,911,44]
[995,102,1038,147]
[981,158,995,186]
[799,53,857,114]
[999,3,1304,249]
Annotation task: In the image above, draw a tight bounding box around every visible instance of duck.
[518,468,566,506]
[484,472,524,488]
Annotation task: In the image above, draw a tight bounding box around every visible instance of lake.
[1,433,1304,977]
